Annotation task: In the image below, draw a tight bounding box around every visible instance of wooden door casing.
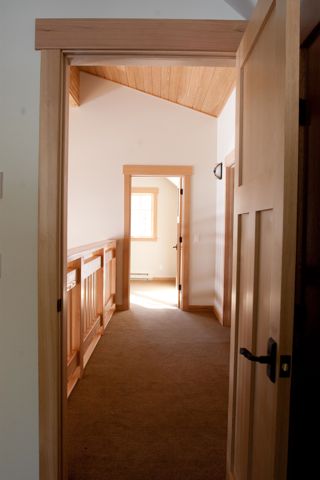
[36,18,246,480]
[222,164,235,327]
[227,1,300,479]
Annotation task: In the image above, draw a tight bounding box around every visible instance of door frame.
[222,150,235,327]
[123,165,192,311]
[36,18,247,480]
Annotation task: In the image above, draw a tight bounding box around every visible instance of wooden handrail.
[67,238,116,262]
[66,239,117,397]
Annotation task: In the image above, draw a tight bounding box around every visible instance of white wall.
[213,90,236,318]
[131,177,178,278]
[68,72,217,305]
[224,0,256,19]
[0,2,242,478]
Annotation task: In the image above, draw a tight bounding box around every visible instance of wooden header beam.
[35,19,247,54]
[123,165,193,176]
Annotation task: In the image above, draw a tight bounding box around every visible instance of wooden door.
[178,175,190,310]
[176,179,182,308]
[227,1,300,479]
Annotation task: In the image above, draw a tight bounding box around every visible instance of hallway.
[67,304,230,480]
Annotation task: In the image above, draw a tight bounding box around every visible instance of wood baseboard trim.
[153,277,176,282]
[130,277,176,282]
[67,367,80,398]
[116,304,129,312]
[213,304,223,324]
[187,305,214,313]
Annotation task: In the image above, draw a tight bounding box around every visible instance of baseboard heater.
[130,273,150,280]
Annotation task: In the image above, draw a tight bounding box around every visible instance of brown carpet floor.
[67,304,230,480]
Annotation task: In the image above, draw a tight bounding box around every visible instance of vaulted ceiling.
[75,65,236,118]
[67,11,249,116]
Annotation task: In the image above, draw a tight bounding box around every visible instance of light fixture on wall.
[213,162,223,180]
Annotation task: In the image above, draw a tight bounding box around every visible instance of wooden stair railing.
[66,239,116,396]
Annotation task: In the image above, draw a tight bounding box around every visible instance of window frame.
[130,187,158,241]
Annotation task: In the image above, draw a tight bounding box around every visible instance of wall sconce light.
[213,162,223,180]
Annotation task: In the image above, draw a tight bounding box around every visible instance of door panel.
[241,10,280,186]
[233,213,254,480]
[251,210,276,480]
[227,1,300,479]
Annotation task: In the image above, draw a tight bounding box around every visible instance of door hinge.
[180,188,183,195]
[299,98,310,126]
[178,284,182,291]
[57,298,62,313]
[179,236,182,243]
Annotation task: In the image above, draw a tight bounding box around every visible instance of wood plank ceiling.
[77,66,236,117]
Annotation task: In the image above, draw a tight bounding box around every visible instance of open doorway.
[65,67,231,477]
[122,165,193,312]
[40,47,237,479]
[130,176,181,309]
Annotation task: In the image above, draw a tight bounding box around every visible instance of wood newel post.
[102,248,107,329]
[79,256,85,378]
[74,263,81,366]
[97,249,105,331]
[111,244,117,304]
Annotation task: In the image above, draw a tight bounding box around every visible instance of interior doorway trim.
[222,149,235,327]
[123,165,192,311]
[35,19,246,63]
[36,18,246,480]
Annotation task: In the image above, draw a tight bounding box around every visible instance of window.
[131,187,158,240]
